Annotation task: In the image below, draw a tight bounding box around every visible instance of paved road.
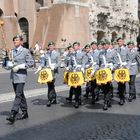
[1,67,140,140]
[0,91,140,140]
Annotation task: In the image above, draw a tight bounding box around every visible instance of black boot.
[119,99,125,105]
[128,95,133,102]
[17,111,28,120]
[74,101,79,108]
[103,103,108,111]
[6,111,17,123]
[47,100,51,107]
[107,101,112,108]
[51,98,57,104]
[133,95,136,99]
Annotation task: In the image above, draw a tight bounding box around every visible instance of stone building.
[0,0,139,51]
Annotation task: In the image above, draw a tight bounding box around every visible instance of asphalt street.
[0,68,140,140]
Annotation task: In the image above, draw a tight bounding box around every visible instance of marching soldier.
[67,42,84,108]
[98,40,117,110]
[83,44,99,104]
[65,44,75,102]
[6,35,34,123]
[127,41,139,101]
[35,41,60,107]
[116,37,130,105]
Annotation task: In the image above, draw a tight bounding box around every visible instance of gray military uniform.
[10,46,34,112]
[10,46,34,83]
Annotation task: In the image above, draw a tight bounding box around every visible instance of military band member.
[65,44,75,102]
[68,42,85,108]
[98,40,117,110]
[83,44,99,104]
[83,44,93,99]
[116,37,130,105]
[127,41,139,101]
[6,35,34,123]
[35,41,60,107]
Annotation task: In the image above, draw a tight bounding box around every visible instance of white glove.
[12,64,26,72]
[90,70,95,77]
[66,67,69,71]
[34,66,42,74]
[50,64,56,70]
[81,67,85,73]
[7,61,14,69]
[85,64,90,69]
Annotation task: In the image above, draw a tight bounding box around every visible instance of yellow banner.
[114,68,130,83]
[85,67,95,82]
[68,71,84,87]
[96,68,112,85]
[38,68,53,84]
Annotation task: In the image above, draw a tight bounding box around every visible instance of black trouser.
[47,80,56,101]
[101,82,112,104]
[68,87,74,99]
[118,82,126,100]
[85,82,92,96]
[129,75,136,95]
[74,86,81,103]
[12,83,27,113]
[91,80,98,100]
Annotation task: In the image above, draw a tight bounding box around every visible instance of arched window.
[36,0,44,7]
[0,8,3,17]
[18,18,29,48]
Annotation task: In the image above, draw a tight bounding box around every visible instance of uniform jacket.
[10,46,34,83]
[128,48,139,75]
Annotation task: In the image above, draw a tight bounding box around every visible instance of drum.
[114,68,130,83]
[85,67,95,82]
[96,68,112,85]
[63,71,69,84]
[68,71,84,87]
[38,68,53,84]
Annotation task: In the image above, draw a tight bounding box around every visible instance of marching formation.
[2,35,140,124]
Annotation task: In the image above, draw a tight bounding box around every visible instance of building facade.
[0,0,139,51]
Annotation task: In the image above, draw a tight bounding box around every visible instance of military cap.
[13,35,23,41]
[116,37,123,42]
[84,44,90,49]
[127,41,134,45]
[97,40,105,45]
[67,43,73,49]
[73,41,80,46]
[90,41,97,45]
[48,41,55,46]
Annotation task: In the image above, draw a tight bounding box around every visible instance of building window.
[36,0,44,7]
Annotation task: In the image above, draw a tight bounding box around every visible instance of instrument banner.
[114,68,130,83]
[96,68,112,85]
[38,68,53,84]
[68,71,84,87]
[63,71,69,84]
[85,67,95,82]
